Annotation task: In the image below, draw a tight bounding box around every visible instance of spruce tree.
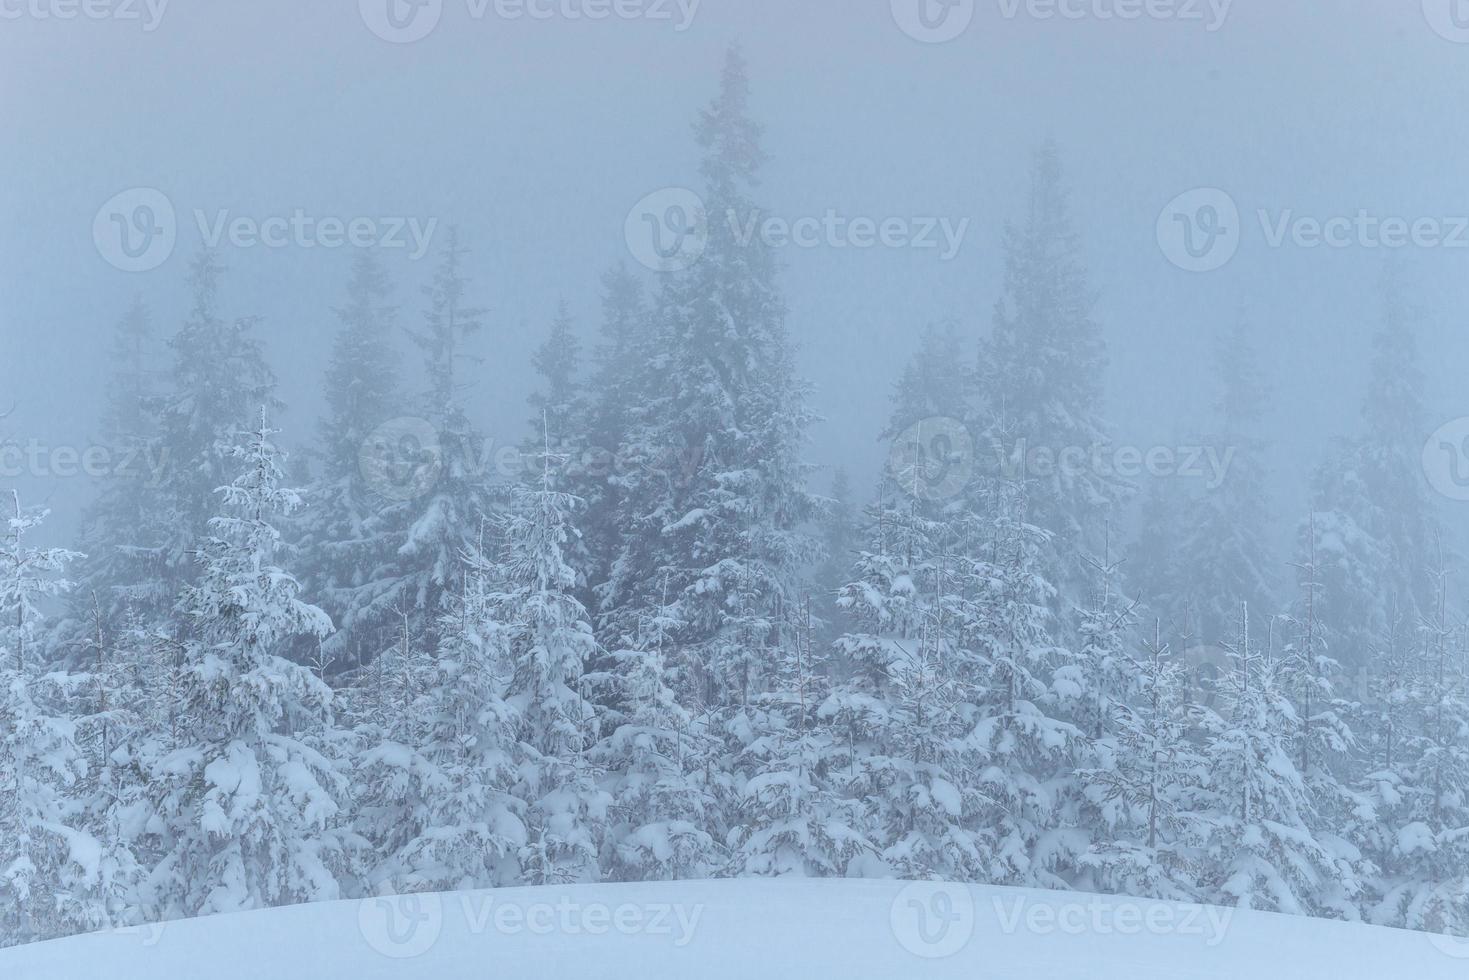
[296,251,404,669]
[974,141,1125,613]
[149,251,277,618]
[144,413,347,918]
[600,47,817,712]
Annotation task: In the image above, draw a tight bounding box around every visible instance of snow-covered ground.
[6,879,1469,979]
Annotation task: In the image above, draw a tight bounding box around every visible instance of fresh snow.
[5,879,1469,979]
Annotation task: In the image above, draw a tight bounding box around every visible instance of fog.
[7,2,1469,548]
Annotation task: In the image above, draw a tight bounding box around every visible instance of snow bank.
[6,878,1469,979]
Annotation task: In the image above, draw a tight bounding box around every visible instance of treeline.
[2,47,1467,948]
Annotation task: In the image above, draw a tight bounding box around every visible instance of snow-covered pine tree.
[63,592,149,938]
[1303,262,1439,670]
[1195,602,1346,918]
[595,578,723,881]
[1061,526,1140,743]
[584,263,652,651]
[2,492,84,675]
[1283,515,1374,919]
[525,301,596,610]
[354,550,525,893]
[810,466,858,649]
[1060,527,1148,887]
[148,251,278,620]
[1128,474,1193,646]
[69,295,168,643]
[492,430,607,885]
[295,251,404,670]
[1079,621,1205,902]
[829,501,985,881]
[730,598,871,879]
[0,664,92,946]
[383,228,498,654]
[528,301,586,467]
[144,412,347,919]
[884,320,970,444]
[973,141,1126,616]
[1369,555,1469,937]
[598,46,817,713]
[1175,317,1280,645]
[0,494,96,945]
[962,478,1085,888]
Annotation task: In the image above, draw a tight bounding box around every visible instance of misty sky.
[5,0,1469,550]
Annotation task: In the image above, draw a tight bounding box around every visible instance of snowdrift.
[5,879,1468,979]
